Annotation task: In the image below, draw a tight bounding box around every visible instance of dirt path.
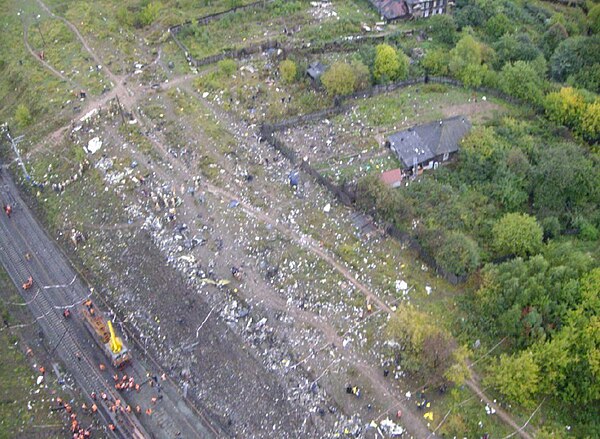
[184,84,536,439]
[35,0,121,87]
[19,3,536,434]
[124,104,433,437]
[22,23,72,85]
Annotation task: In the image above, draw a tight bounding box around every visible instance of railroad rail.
[0,174,147,439]
[0,165,225,438]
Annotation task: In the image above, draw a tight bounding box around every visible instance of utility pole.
[3,127,31,182]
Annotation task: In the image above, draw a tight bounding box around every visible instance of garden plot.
[179,0,382,61]
[280,84,504,184]
[179,1,315,60]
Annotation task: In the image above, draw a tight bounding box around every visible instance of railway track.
[0,174,147,439]
[0,168,225,438]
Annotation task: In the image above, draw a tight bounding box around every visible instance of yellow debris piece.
[201,278,230,286]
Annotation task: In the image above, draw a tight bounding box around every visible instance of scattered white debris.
[85,137,102,154]
[323,203,331,213]
[380,418,404,436]
[79,108,98,122]
[425,285,432,295]
[395,280,408,292]
[36,376,44,385]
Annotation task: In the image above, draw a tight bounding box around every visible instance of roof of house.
[387,116,472,168]
[379,168,403,186]
[368,0,410,20]
[307,62,327,79]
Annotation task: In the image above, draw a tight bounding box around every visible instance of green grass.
[179,0,311,60]
[0,0,73,137]
[0,271,64,438]
[27,17,108,95]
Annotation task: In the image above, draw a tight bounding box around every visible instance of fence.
[384,225,467,285]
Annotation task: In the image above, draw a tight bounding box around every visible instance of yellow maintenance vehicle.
[81,299,131,368]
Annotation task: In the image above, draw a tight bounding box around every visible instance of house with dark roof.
[368,0,453,21]
[385,116,471,176]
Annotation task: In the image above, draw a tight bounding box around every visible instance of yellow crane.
[107,320,123,354]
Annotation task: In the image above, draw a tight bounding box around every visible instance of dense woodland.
[353,0,599,434]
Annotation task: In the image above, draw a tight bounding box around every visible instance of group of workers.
[54,397,92,439]
[113,372,141,393]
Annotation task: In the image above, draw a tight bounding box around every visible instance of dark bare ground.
[77,226,337,438]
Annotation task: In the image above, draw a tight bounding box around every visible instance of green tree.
[544,87,586,128]
[136,1,162,27]
[487,351,540,407]
[434,231,480,276]
[485,13,512,39]
[387,304,457,383]
[589,4,600,34]
[279,60,297,84]
[492,212,543,257]
[14,104,32,128]
[321,61,356,96]
[580,100,600,143]
[492,33,542,70]
[550,35,600,82]
[449,34,488,85]
[449,34,483,74]
[454,3,486,29]
[459,62,489,88]
[498,61,544,104]
[351,59,371,90]
[532,142,596,219]
[427,14,457,45]
[540,23,568,59]
[422,48,450,76]
[373,44,409,83]
[355,174,413,226]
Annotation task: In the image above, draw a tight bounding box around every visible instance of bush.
[589,4,600,34]
[487,351,540,407]
[541,216,561,240]
[321,62,356,96]
[492,212,543,257]
[485,13,512,39]
[217,59,237,77]
[498,61,544,105]
[434,231,480,276]
[279,60,297,84]
[550,35,600,83]
[544,87,586,128]
[421,48,450,76]
[14,104,32,128]
[427,14,458,45]
[135,2,162,28]
[351,60,371,90]
[373,44,409,84]
[580,100,600,143]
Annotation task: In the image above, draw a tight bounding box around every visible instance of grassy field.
[0,0,73,139]
[0,270,65,439]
